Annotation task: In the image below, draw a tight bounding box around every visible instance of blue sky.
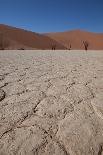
[0,0,103,33]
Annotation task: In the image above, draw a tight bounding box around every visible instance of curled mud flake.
[0,75,4,81]
[0,89,5,101]
[98,144,103,155]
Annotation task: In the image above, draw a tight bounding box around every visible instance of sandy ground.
[0,50,103,155]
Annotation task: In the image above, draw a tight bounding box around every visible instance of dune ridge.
[0,24,103,50]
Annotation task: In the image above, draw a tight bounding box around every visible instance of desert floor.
[0,50,103,155]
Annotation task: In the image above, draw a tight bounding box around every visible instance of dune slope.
[0,24,65,49]
[46,30,103,50]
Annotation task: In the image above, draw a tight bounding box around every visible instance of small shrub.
[18,48,24,50]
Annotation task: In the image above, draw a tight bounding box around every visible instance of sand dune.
[0,24,65,50]
[0,24,103,50]
[46,30,103,50]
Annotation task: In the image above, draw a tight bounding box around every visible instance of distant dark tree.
[0,32,10,50]
[52,44,56,50]
[69,44,71,50]
[83,41,89,51]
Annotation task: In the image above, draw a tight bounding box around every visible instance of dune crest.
[46,30,103,50]
[0,24,65,50]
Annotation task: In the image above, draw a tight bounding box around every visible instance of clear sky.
[0,0,103,33]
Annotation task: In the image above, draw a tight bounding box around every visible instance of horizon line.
[0,23,103,34]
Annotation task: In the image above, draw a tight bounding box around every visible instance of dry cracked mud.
[0,50,103,155]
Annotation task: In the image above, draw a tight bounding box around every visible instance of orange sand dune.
[0,24,103,50]
[46,30,103,50]
[0,24,65,50]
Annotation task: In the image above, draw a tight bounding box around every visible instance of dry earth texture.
[0,50,103,155]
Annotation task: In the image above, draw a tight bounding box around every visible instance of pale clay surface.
[0,50,103,155]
